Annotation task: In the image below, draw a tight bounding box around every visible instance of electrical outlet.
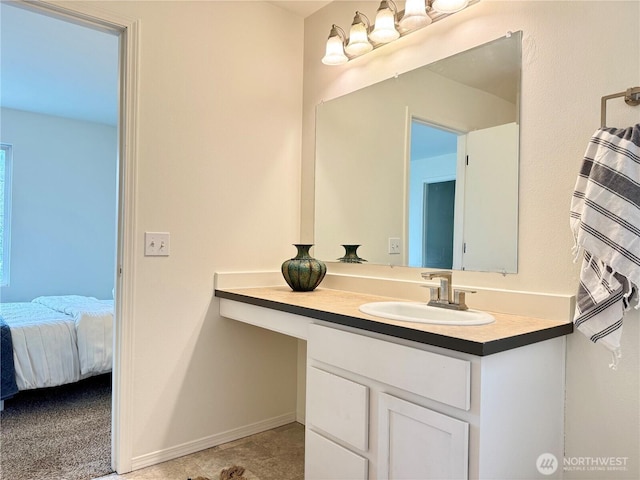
[145,232,170,256]
[388,237,401,255]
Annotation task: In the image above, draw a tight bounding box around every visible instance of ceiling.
[270,1,331,18]
[0,2,119,126]
[424,33,520,104]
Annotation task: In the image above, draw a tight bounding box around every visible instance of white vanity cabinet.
[305,323,565,480]
[215,284,571,480]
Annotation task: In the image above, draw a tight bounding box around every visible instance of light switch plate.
[388,237,401,255]
[145,232,170,256]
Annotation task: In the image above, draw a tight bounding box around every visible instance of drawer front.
[308,323,471,410]
[305,429,368,480]
[306,367,369,451]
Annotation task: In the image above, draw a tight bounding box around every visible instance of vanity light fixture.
[321,0,477,66]
[322,24,348,66]
[369,0,400,44]
[345,12,373,56]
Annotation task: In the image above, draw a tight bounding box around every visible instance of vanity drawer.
[306,366,369,451]
[305,429,368,480]
[308,323,471,410]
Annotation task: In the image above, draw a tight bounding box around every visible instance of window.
[1,143,12,286]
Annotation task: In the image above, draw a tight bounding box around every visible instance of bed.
[0,295,113,401]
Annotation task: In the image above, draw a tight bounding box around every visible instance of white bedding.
[0,302,81,390]
[32,296,114,376]
[1,295,114,392]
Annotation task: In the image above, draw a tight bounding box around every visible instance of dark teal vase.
[338,244,367,263]
[281,244,327,292]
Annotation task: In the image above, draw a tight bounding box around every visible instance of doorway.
[0,0,138,474]
[407,119,459,268]
[0,2,118,475]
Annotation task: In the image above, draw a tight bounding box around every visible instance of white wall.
[54,0,304,468]
[0,108,117,302]
[304,1,639,478]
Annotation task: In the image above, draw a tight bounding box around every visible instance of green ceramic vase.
[281,244,327,292]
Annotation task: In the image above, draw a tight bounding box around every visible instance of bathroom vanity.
[215,279,572,480]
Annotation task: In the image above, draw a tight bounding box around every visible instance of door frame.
[15,0,139,473]
[405,113,465,269]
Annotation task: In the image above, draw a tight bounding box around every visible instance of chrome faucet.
[421,271,475,311]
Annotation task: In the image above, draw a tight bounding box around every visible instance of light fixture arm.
[386,0,399,21]
[352,11,371,32]
[329,24,347,43]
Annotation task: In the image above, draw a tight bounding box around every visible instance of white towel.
[570,124,640,368]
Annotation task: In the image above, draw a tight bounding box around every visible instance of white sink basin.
[358,301,495,326]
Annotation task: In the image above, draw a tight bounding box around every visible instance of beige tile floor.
[96,422,304,480]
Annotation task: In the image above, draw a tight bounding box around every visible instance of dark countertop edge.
[214,289,574,356]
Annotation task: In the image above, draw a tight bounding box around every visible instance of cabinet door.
[305,429,368,480]
[378,393,469,480]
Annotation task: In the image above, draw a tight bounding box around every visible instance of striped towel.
[570,124,640,368]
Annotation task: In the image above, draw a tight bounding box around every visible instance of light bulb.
[431,0,469,14]
[322,25,348,66]
[399,0,431,33]
[346,12,373,56]
[369,1,399,44]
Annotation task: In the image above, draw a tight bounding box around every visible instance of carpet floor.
[0,373,113,480]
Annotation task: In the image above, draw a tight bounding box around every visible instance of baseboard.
[130,411,297,471]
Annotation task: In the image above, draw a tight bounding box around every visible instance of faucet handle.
[428,286,441,303]
[421,270,452,280]
[452,288,476,310]
[419,284,442,302]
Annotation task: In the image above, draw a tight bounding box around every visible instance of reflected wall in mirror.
[314,32,521,273]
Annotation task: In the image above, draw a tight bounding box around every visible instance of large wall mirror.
[314,32,521,273]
